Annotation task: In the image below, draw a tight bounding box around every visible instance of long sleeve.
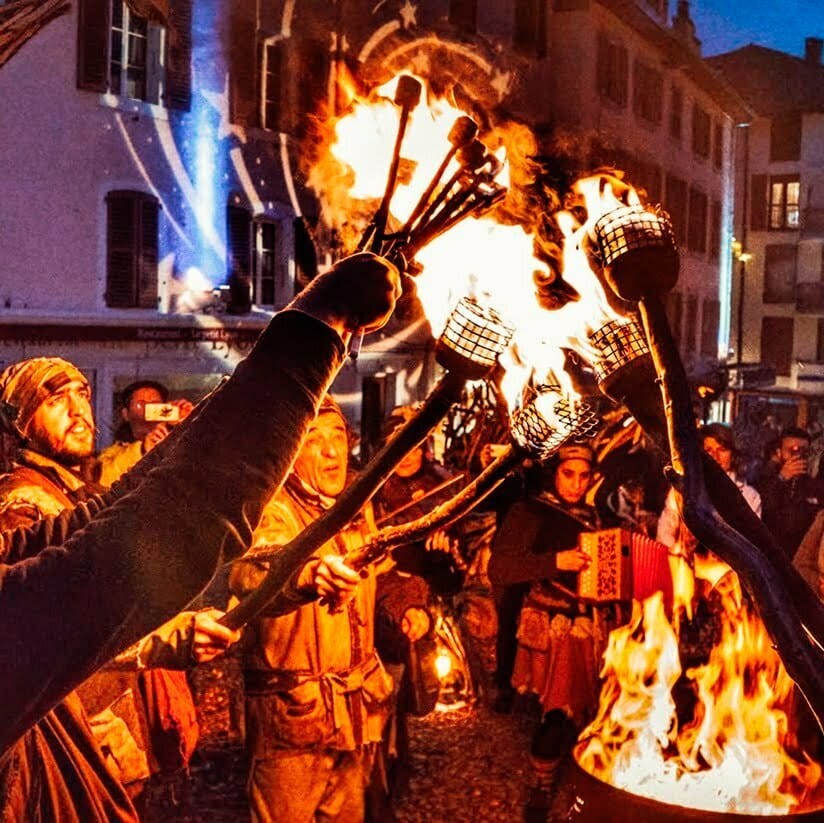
[0,310,344,750]
[97,440,144,488]
[228,493,318,616]
[487,501,559,586]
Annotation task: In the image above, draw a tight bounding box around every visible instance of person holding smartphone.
[758,426,824,559]
[97,381,193,487]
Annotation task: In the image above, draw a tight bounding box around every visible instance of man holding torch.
[229,394,430,823]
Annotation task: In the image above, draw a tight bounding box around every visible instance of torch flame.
[308,72,634,410]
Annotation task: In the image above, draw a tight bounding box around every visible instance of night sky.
[689,0,823,57]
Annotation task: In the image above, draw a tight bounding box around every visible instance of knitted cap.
[556,443,595,464]
[0,357,89,438]
[318,393,344,420]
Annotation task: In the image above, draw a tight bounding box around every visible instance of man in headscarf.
[0,251,401,821]
[0,357,97,527]
[0,356,240,817]
[229,394,400,823]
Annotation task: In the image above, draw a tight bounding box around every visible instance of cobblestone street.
[144,658,544,822]
[393,704,533,823]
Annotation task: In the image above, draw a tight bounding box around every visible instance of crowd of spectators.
[1,270,822,821]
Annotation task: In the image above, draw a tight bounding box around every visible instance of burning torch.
[221,295,515,630]
[583,197,824,724]
[349,75,506,356]
[330,385,601,576]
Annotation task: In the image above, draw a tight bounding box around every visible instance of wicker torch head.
[511,390,600,461]
[589,319,650,385]
[591,205,679,302]
[435,297,515,379]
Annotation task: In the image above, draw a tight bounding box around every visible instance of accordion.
[577,528,672,605]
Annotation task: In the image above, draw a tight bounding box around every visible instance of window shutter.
[513,0,546,58]
[297,41,329,135]
[107,191,158,308]
[145,23,163,105]
[226,205,252,313]
[138,199,159,308]
[262,41,285,131]
[761,316,794,376]
[666,290,683,346]
[77,0,110,92]
[107,194,137,308]
[700,299,720,357]
[770,113,802,162]
[750,174,767,231]
[229,3,257,127]
[164,0,192,110]
[227,205,252,278]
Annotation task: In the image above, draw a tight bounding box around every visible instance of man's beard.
[29,427,94,468]
[50,443,93,468]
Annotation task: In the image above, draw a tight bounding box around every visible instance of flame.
[310,70,823,814]
[308,72,630,410]
[577,570,822,815]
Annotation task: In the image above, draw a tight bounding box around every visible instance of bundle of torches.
[245,73,823,815]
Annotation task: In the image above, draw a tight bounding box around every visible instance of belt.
[243,653,382,696]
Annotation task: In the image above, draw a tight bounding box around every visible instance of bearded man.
[0,358,98,527]
[0,356,239,820]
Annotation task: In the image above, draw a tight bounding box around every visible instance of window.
[770,113,802,162]
[709,199,721,261]
[691,105,710,158]
[109,1,159,102]
[763,244,798,303]
[701,299,720,358]
[769,176,801,229]
[226,206,279,308]
[687,187,708,253]
[449,0,478,30]
[632,60,663,124]
[596,33,628,106]
[514,0,546,57]
[253,221,277,307]
[665,174,688,247]
[669,86,683,141]
[105,190,159,309]
[77,0,191,109]
[712,121,723,169]
[761,317,794,377]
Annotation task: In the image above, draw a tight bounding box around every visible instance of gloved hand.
[289,252,401,344]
